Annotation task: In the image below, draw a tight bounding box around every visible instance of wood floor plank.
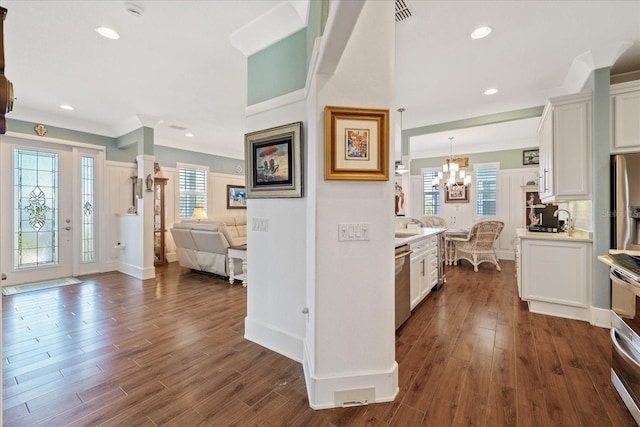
[2,261,636,426]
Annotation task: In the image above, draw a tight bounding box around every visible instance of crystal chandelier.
[432,137,471,189]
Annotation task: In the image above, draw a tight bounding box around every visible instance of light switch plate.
[338,223,370,241]
[252,218,269,232]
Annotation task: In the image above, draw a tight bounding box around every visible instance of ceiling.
[3,1,640,161]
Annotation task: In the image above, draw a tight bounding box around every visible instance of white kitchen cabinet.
[611,80,640,153]
[409,234,439,310]
[519,234,592,322]
[537,92,592,203]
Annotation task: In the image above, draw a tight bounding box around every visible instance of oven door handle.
[611,327,640,370]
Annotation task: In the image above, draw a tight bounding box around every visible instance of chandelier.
[432,137,471,189]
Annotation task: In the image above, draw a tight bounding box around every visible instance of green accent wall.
[248,28,308,105]
[5,119,242,176]
[411,147,540,174]
[154,145,245,177]
[116,127,154,156]
[584,67,612,310]
[3,118,141,162]
[401,106,545,157]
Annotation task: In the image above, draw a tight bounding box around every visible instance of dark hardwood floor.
[2,261,635,426]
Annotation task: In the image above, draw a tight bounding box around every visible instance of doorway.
[0,136,103,286]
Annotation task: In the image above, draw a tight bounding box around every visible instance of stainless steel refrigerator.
[613,153,640,251]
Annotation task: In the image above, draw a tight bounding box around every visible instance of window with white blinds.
[178,164,208,219]
[422,169,441,215]
[475,163,498,216]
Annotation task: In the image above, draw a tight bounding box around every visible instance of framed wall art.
[324,106,389,181]
[523,149,539,165]
[444,183,469,203]
[226,185,247,209]
[244,121,303,198]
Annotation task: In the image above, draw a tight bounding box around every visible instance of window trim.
[473,162,499,217]
[421,167,441,215]
[176,162,209,219]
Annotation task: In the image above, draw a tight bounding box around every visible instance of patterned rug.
[2,277,82,296]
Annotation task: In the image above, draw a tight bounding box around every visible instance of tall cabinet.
[153,177,168,265]
[537,91,592,203]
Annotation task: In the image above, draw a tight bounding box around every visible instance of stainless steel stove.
[599,251,640,425]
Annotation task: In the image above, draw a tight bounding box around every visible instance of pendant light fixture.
[395,108,409,174]
[431,137,471,189]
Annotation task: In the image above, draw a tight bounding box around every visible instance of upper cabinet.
[537,92,592,203]
[611,80,640,153]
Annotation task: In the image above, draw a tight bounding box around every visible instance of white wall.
[244,98,308,362]
[306,0,397,408]
[244,0,398,410]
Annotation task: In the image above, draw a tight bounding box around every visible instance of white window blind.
[475,164,498,216]
[422,169,441,215]
[178,165,208,218]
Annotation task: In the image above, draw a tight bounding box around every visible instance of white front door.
[0,137,100,286]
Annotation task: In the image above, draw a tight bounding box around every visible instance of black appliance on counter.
[527,204,559,232]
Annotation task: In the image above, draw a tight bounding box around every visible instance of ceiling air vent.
[169,125,187,131]
[395,0,413,22]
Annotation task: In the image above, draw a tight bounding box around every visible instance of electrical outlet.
[334,387,375,407]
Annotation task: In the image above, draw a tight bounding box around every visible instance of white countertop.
[516,228,593,242]
[394,227,446,247]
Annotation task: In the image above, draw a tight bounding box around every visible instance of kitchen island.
[516,228,594,323]
[395,227,446,310]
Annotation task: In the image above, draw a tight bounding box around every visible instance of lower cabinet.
[519,237,592,321]
[410,235,439,310]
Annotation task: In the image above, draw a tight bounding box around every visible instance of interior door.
[1,138,73,286]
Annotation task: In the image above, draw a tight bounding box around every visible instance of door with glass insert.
[3,143,73,286]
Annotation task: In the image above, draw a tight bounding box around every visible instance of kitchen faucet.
[553,208,573,236]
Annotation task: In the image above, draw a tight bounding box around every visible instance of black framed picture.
[523,149,539,165]
[244,122,303,198]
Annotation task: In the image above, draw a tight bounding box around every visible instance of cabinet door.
[521,239,590,307]
[538,110,553,200]
[153,178,168,265]
[612,87,640,152]
[410,256,422,309]
[552,101,590,199]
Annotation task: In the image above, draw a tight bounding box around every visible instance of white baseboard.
[591,306,611,328]
[526,300,612,328]
[301,340,399,410]
[244,317,303,363]
[496,249,515,261]
[118,262,155,280]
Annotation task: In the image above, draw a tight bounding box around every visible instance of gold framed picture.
[324,106,389,181]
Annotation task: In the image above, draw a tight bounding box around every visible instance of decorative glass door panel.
[14,149,60,268]
[3,143,73,286]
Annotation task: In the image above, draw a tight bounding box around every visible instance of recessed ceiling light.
[60,104,74,111]
[484,88,499,95]
[95,26,120,40]
[471,26,492,39]
[185,133,194,137]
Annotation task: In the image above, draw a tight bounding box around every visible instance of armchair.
[450,220,504,272]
